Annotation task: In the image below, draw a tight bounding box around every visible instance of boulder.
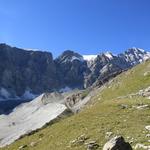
[105,132,113,139]
[86,141,99,150]
[139,86,150,98]
[136,104,149,110]
[30,141,37,147]
[18,145,27,150]
[103,136,132,150]
[144,71,150,76]
[134,143,150,149]
[145,125,150,131]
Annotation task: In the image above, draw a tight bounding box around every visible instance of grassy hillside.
[1,60,150,150]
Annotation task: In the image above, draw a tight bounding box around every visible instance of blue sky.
[0,0,150,57]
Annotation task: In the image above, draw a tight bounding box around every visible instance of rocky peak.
[119,47,150,65]
[104,51,114,60]
[126,47,144,53]
[93,53,109,66]
[56,50,84,63]
[89,52,115,71]
[0,43,9,48]
[55,50,88,89]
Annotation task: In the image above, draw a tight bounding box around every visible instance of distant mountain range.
[0,43,150,100]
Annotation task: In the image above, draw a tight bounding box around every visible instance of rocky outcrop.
[69,134,99,150]
[139,86,150,98]
[103,136,132,150]
[65,92,83,107]
[86,141,99,150]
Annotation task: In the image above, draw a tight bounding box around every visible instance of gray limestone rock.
[103,136,132,150]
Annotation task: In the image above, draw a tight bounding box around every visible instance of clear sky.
[0,0,150,57]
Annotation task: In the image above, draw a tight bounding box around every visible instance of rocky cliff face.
[0,44,58,99]
[0,44,150,100]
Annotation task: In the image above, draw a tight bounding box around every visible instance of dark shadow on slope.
[0,99,32,115]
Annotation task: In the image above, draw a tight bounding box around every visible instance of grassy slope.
[1,61,150,150]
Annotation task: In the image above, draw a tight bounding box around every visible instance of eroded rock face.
[0,44,58,98]
[103,136,132,150]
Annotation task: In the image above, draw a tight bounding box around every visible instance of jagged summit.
[104,51,114,59]
[56,50,84,63]
[119,47,150,65]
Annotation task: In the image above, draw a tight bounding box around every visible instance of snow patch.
[83,55,97,61]
[104,52,113,59]
[71,56,84,62]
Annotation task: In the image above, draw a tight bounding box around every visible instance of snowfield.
[0,94,67,147]
[83,55,97,61]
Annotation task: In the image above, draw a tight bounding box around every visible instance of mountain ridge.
[0,43,150,101]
